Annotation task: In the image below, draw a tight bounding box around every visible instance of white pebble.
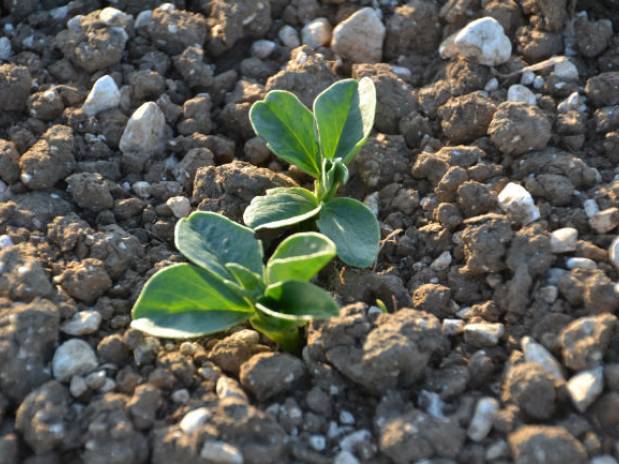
[0,235,14,249]
[309,435,326,452]
[0,37,12,61]
[278,25,300,48]
[66,15,82,31]
[200,440,243,464]
[589,207,619,234]
[69,375,88,397]
[251,39,276,59]
[302,18,332,48]
[61,310,102,336]
[554,58,579,81]
[171,388,190,404]
[339,429,372,453]
[591,456,619,464]
[464,322,504,347]
[507,84,537,105]
[609,236,619,272]
[50,6,68,20]
[467,397,499,441]
[521,336,564,381]
[99,7,133,29]
[584,199,599,218]
[180,407,211,434]
[520,70,535,85]
[132,181,151,199]
[532,75,545,89]
[550,227,578,253]
[442,318,465,336]
[339,410,355,425]
[134,10,152,29]
[430,251,452,271]
[449,17,512,66]
[566,257,597,270]
[497,182,540,225]
[364,192,379,216]
[484,77,498,92]
[119,102,166,156]
[334,451,360,464]
[331,7,385,63]
[52,339,98,382]
[82,75,121,117]
[166,196,191,218]
[567,367,604,412]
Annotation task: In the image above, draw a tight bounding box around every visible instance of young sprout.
[245,78,380,268]
[131,211,338,352]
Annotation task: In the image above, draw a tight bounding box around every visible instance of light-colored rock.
[532,75,545,89]
[609,236,619,273]
[166,196,191,218]
[60,310,102,335]
[99,7,133,29]
[135,10,152,29]
[339,410,355,425]
[278,25,300,48]
[431,251,452,271]
[589,207,619,233]
[497,182,540,225]
[82,75,121,117]
[302,18,332,48]
[69,375,88,397]
[554,58,579,81]
[85,370,106,390]
[200,440,243,464]
[521,71,535,85]
[216,376,248,401]
[468,397,499,441]
[566,257,597,270]
[0,37,12,61]
[539,285,558,304]
[251,39,276,59]
[119,102,166,156]
[0,234,14,249]
[180,407,210,434]
[132,181,151,199]
[486,439,509,460]
[566,367,604,412]
[448,17,512,66]
[484,77,499,92]
[507,84,537,105]
[550,227,578,253]
[442,319,465,336]
[591,456,619,464]
[521,336,564,382]
[334,451,360,464]
[464,322,504,347]
[339,429,372,453]
[52,339,98,382]
[309,435,326,451]
[331,7,385,63]
[584,199,599,218]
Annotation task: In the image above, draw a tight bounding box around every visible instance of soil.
[2,1,619,463]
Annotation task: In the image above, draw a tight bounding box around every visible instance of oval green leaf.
[257,281,339,322]
[175,211,264,280]
[266,232,336,284]
[250,90,320,177]
[243,187,322,230]
[317,197,380,268]
[313,77,376,163]
[131,263,253,338]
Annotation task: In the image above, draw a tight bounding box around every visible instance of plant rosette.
[131,211,339,352]
[244,77,380,268]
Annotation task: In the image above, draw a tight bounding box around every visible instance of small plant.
[131,211,339,352]
[245,78,380,268]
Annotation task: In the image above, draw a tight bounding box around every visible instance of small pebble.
[497,182,540,225]
[69,375,88,397]
[464,322,504,347]
[309,435,326,452]
[521,70,535,85]
[567,367,604,412]
[442,318,465,336]
[302,18,332,48]
[0,37,12,60]
[609,236,619,272]
[334,451,360,464]
[82,75,121,117]
[431,251,452,271]
[584,199,600,218]
[200,440,243,464]
[180,407,211,434]
[278,25,300,48]
[486,439,510,460]
[468,397,499,441]
[443,16,512,66]
[566,257,597,270]
[484,77,499,92]
[589,207,619,233]
[171,388,190,403]
[554,58,579,81]
[61,310,102,335]
[339,429,372,453]
[539,285,558,304]
[532,75,545,89]
[251,39,276,59]
[0,234,14,249]
[591,456,618,464]
[135,10,152,29]
[521,336,564,381]
[85,370,106,390]
[166,196,191,218]
[132,181,151,199]
[508,84,537,105]
[550,227,578,253]
[339,410,355,425]
[52,339,98,382]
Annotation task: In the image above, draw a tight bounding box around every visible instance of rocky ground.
[2,0,619,463]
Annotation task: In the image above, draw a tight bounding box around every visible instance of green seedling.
[131,211,339,352]
[245,78,380,268]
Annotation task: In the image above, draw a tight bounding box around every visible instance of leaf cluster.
[245,78,379,268]
[132,212,338,352]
